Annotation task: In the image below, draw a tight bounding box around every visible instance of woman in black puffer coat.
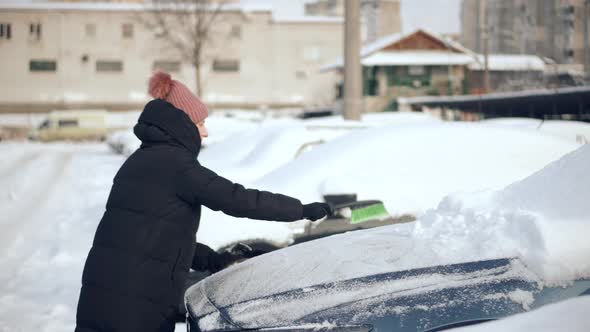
[75,71,331,332]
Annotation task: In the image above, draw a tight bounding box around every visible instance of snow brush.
[332,200,390,224]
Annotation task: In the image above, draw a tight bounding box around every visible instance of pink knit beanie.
[148,70,209,125]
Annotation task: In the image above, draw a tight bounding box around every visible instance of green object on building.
[385,66,431,88]
[384,99,398,112]
[363,66,379,96]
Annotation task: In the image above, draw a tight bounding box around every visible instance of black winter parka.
[75,99,304,332]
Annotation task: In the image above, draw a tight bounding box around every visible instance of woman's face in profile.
[196,121,208,140]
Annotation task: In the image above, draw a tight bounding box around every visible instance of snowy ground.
[0,142,125,331]
[0,112,588,331]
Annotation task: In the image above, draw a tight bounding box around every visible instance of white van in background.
[30,110,110,142]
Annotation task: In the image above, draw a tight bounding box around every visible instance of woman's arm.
[174,162,303,221]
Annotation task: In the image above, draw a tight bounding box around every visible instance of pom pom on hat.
[148,70,174,99]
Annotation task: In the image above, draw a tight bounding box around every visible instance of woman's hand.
[302,202,333,221]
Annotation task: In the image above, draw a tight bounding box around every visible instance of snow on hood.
[187,144,590,329]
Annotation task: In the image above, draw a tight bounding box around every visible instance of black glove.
[302,202,333,221]
[226,243,255,259]
[210,243,255,273]
[193,243,255,273]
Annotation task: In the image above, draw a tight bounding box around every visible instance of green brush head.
[350,203,389,224]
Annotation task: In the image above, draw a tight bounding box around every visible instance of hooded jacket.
[75,99,304,332]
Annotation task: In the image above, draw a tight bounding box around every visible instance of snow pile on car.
[414,143,590,284]
[199,121,349,183]
[199,112,440,183]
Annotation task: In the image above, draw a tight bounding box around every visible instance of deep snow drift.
[413,143,590,284]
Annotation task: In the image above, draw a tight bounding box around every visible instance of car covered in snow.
[29,110,110,142]
[183,226,590,332]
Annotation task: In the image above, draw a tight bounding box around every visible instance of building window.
[212,59,239,72]
[0,23,11,40]
[96,60,123,72]
[303,46,321,62]
[230,25,241,39]
[29,23,41,40]
[295,70,307,79]
[30,60,57,72]
[153,60,181,72]
[85,23,96,37]
[408,65,425,76]
[122,23,133,39]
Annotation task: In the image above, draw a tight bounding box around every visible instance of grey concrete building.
[460,0,590,72]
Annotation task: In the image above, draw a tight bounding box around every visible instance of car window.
[38,120,50,129]
[58,119,78,128]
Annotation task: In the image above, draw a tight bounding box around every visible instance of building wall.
[460,0,481,53]
[0,9,158,106]
[305,0,401,42]
[0,6,342,112]
[460,0,589,67]
[571,0,589,68]
[269,20,342,106]
[377,0,401,40]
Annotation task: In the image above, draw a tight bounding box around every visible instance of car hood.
[185,226,549,331]
[186,256,545,331]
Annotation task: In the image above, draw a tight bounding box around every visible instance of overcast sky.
[1,0,462,34]
[400,0,460,34]
[264,0,461,34]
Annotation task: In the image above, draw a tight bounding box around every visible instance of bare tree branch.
[139,0,228,95]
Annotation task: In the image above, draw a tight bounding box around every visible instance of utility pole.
[584,0,590,82]
[343,0,362,120]
[481,0,490,93]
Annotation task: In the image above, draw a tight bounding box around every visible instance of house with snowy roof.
[321,29,477,112]
[321,29,548,112]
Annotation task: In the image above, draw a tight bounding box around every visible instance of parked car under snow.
[183,226,590,332]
